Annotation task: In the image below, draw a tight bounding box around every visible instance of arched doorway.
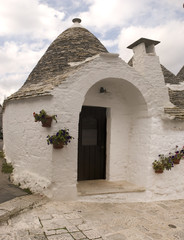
[77,77,149,186]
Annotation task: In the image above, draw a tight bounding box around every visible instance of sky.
[0,0,184,104]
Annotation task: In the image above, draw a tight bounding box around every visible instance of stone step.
[77,180,145,196]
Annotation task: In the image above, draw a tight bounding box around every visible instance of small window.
[82,118,97,146]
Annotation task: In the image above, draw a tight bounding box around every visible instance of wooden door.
[78,106,106,181]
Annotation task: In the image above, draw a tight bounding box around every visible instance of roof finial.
[72,18,81,23]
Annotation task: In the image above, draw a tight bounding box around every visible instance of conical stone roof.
[177,66,184,82]
[7,19,108,101]
[161,65,181,85]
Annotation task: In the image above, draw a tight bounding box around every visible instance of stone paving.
[1,198,184,240]
[0,200,103,240]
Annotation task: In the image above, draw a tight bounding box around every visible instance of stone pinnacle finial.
[72,18,81,23]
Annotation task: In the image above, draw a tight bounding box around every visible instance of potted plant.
[152,160,165,173]
[164,156,174,170]
[33,110,57,127]
[153,145,184,173]
[47,128,73,149]
[172,145,184,164]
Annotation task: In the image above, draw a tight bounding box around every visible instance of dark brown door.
[78,106,106,181]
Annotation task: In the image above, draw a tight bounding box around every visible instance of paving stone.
[55,228,68,235]
[29,235,47,240]
[68,218,84,226]
[64,213,81,220]
[83,230,101,239]
[77,223,92,231]
[39,214,53,220]
[66,224,79,232]
[145,231,163,239]
[41,218,68,230]
[71,231,87,239]
[47,233,74,240]
[29,228,44,235]
[106,233,127,240]
[16,229,30,237]
[44,229,56,236]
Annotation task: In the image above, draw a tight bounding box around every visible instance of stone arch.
[77,76,150,186]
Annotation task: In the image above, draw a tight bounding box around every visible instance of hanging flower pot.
[47,128,74,149]
[152,160,164,174]
[155,169,164,174]
[173,158,180,164]
[172,153,181,164]
[53,141,64,149]
[33,110,57,128]
[42,116,52,127]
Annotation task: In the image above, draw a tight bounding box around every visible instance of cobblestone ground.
[0,201,103,240]
[1,199,184,240]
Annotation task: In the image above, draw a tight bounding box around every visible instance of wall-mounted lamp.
[99,87,107,93]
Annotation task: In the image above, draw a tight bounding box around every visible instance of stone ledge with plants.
[33,109,57,127]
[152,145,184,173]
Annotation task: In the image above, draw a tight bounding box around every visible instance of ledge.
[0,194,47,223]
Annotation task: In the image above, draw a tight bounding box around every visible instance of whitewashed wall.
[3,96,54,194]
[3,51,184,202]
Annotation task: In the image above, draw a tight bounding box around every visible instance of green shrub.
[0,151,4,158]
[23,188,32,194]
[2,162,13,174]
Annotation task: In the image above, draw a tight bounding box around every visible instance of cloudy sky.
[0,0,184,104]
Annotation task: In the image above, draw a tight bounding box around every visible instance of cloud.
[0,41,47,104]
[0,0,66,40]
[0,73,27,104]
[101,39,118,48]
[79,0,148,32]
[0,41,46,74]
[118,20,184,74]
[79,0,184,38]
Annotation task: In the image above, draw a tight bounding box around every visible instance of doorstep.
[77,180,145,196]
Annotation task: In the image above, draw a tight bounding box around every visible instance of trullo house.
[3,18,184,202]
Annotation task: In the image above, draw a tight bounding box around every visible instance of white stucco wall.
[3,52,184,202]
[3,96,54,193]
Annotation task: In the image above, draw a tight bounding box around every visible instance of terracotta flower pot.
[42,116,52,127]
[173,159,180,164]
[53,141,64,149]
[155,169,164,173]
